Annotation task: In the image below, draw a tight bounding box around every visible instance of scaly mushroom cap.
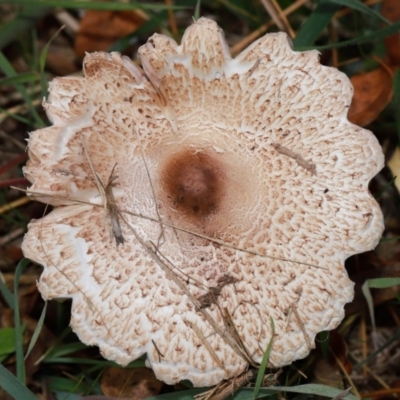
[22,18,384,386]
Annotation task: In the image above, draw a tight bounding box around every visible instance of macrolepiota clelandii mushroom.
[22,18,384,386]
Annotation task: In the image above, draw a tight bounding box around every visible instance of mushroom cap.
[22,18,384,386]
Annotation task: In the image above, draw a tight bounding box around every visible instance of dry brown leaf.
[313,359,344,389]
[381,0,400,66]
[101,367,163,399]
[348,66,394,126]
[75,10,146,58]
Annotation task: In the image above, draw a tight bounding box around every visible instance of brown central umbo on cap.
[160,149,225,221]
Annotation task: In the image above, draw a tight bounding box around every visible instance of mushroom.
[22,18,384,386]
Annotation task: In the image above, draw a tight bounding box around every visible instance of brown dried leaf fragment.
[75,10,146,58]
[348,65,394,127]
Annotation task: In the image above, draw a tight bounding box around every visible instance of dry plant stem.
[337,57,361,67]
[104,167,125,245]
[0,84,42,107]
[188,321,227,373]
[360,314,368,376]
[0,196,30,215]
[195,370,256,400]
[80,136,124,245]
[231,0,308,56]
[12,186,324,270]
[54,8,79,36]
[331,388,352,400]
[0,98,42,124]
[0,227,25,246]
[0,130,27,151]
[364,364,392,392]
[269,0,295,38]
[119,212,258,368]
[272,143,316,175]
[333,353,361,399]
[292,304,312,350]
[165,0,178,37]
[260,0,288,33]
[1,272,38,285]
[361,388,400,398]
[329,22,339,68]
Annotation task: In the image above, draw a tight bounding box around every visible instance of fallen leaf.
[313,359,344,389]
[75,10,147,58]
[348,66,394,126]
[101,367,163,399]
[381,0,400,66]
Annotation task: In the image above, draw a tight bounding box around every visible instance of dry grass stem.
[187,321,227,374]
[165,0,178,36]
[272,143,316,175]
[80,135,125,245]
[195,369,256,400]
[0,99,42,124]
[0,227,25,246]
[0,196,30,215]
[292,305,312,350]
[333,353,361,398]
[231,0,308,56]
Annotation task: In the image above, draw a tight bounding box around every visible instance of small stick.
[80,135,124,245]
[187,320,227,374]
[0,196,30,215]
[104,165,124,245]
[151,339,164,362]
[292,305,312,350]
[13,186,326,270]
[272,143,316,175]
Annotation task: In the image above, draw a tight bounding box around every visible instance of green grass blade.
[0,5,49,50]
[194,0,201,20]
[0,328,16,356]
[298,20,400,50]
[39,25,64,96]
[43,357,145,367]
[0,51,44,127]
[13,258,30,384]
[293,1,341,48]
[253,317,275,399]
[0,276,15,309]
[44,342,89,359]
[0,363,40,400]
[0,106,33,125]
[0,72,40,86]
[1,0,185,11]
[394,69,400,144]
[24,301,47,360]
[326,0,391,25]
[234,385,357,400]
[146,389,209,400]
[362,277,400,331]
